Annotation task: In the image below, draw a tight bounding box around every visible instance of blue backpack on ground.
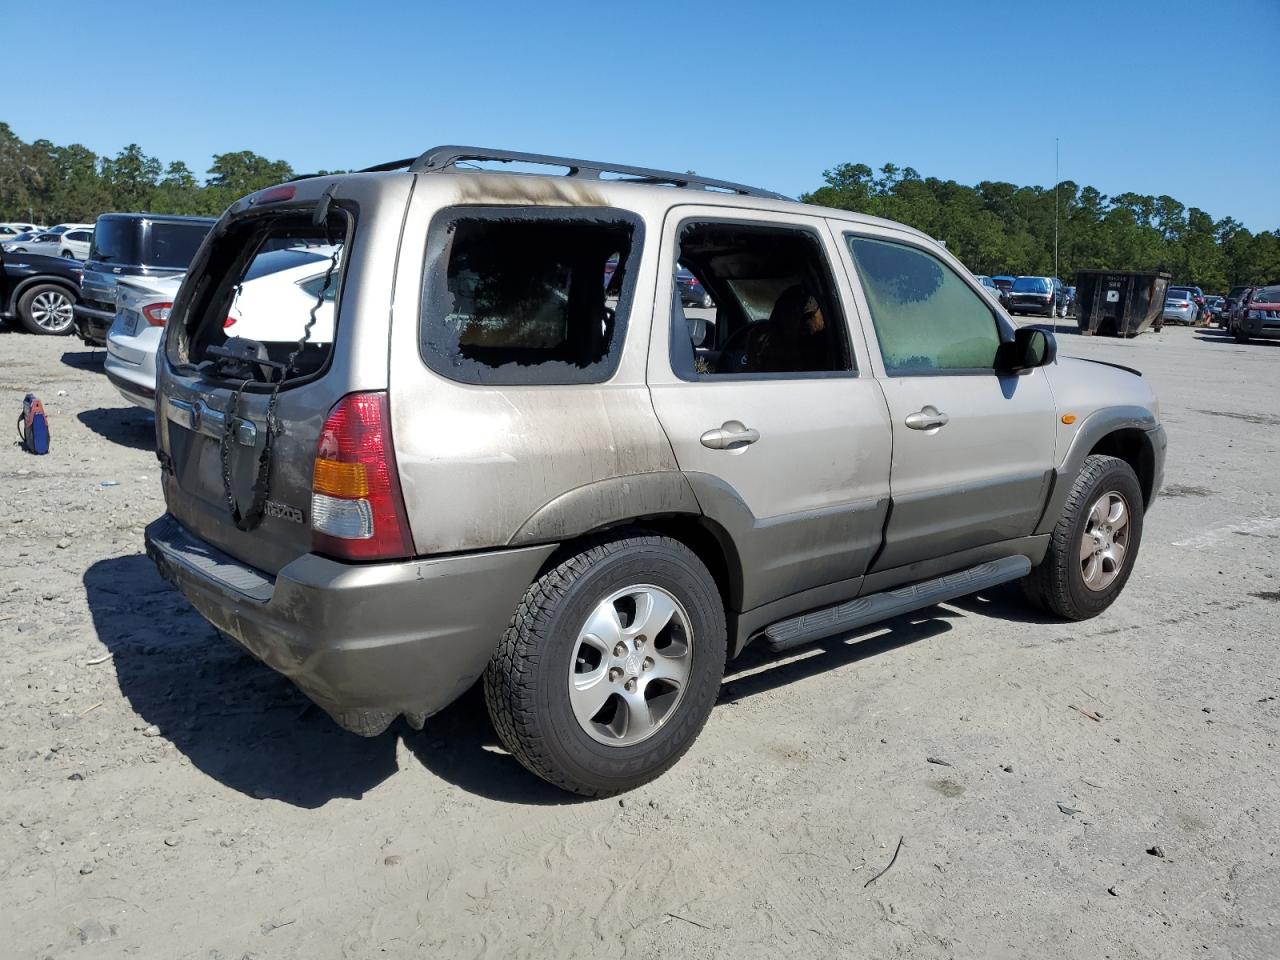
[18,394,50,455]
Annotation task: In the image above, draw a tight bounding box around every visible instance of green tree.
[101,143,161,212]
[206,150,294,196]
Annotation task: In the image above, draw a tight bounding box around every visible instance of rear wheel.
[1022,455,1144,620]
[17,283,76,335]
[484,531,726,796]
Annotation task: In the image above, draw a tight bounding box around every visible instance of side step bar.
[763,556,1032,653]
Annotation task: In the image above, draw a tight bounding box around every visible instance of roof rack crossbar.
[378,145,790,200]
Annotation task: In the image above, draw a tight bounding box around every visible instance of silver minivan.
[146,147,1166,795]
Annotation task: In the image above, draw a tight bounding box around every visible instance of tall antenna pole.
[1054,137,1060,279]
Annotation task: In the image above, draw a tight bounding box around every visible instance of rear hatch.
[155,178,400,576]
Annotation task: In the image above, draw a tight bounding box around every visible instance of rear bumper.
[105,364,155,409]
[74,304,114,345]
[145,514,555,735]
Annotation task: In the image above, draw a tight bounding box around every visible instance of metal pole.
[1054,138,1059,279]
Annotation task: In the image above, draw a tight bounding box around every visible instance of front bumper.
[1148,424,1167,503]
[1011,299,1054,315]
[145,514,555,735]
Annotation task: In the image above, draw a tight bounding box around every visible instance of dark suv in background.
[1007,276,1068,318]
[74,213,215,346]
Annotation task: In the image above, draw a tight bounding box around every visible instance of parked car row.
[973,274,1071,318]
[1223,284,1280,343]
[1,223,96,260]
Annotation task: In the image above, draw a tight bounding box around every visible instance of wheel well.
[1089,429,1155,506]
[11,276,80,315]
[537,514,742,621]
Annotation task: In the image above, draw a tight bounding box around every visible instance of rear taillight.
[311,392,413,561]
[142,302,173,326]
[223,316,237,329]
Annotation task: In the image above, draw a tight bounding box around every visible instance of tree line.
[3,123,1277,291]
[0,122,330,223]
[804,163,1279,292]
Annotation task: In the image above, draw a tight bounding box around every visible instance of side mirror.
[995,326,1056,372]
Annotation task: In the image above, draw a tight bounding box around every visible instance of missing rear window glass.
[171,206,350,385]
[421,207,641,385]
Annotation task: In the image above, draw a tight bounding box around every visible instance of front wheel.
[484,531,726,796]
[1022,455,1144,620]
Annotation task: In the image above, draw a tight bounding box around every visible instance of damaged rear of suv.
[148,147,1166,796]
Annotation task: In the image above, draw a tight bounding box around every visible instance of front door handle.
[905,406,950,431]
[700,420,760,450]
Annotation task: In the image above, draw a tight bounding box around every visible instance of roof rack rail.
[361,145,790,200]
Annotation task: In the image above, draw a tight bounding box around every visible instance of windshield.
[1168,288,1194,299]
[1253,286,1280,304]
[1012,277,1049,293]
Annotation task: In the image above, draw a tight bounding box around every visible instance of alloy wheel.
[30,290,74,333]
[568,584,693,746]
[1081,491,1131,591]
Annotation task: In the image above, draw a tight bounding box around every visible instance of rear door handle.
[904,406,949,431]
[700,420,760,450]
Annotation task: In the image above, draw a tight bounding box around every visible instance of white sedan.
[106,247,340,410]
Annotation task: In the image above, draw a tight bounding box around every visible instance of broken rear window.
[420,207,641,385]
[170,206,350,385]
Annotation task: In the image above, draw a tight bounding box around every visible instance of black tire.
[60,250,75,259]
[17,283,77,336]
[1022,454,1144,621]
[484,531,727,796]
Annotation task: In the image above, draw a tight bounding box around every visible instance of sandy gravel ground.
[1,319,1277,960]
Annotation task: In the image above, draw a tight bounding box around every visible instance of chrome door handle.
[700,420,760,450]
[904,406,949,431]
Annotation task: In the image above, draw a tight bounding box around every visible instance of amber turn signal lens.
[313,458,369,498]
[1061,414,1077,424]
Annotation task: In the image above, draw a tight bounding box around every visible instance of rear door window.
[145,221,212,268]
[669,220,853,378]
[420,208,641,385]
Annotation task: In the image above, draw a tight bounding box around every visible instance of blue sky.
[7,0,1278,229]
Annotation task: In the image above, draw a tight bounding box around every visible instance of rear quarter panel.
[388,177,678,556]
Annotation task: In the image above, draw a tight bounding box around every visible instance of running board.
[763,556,1032,653]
